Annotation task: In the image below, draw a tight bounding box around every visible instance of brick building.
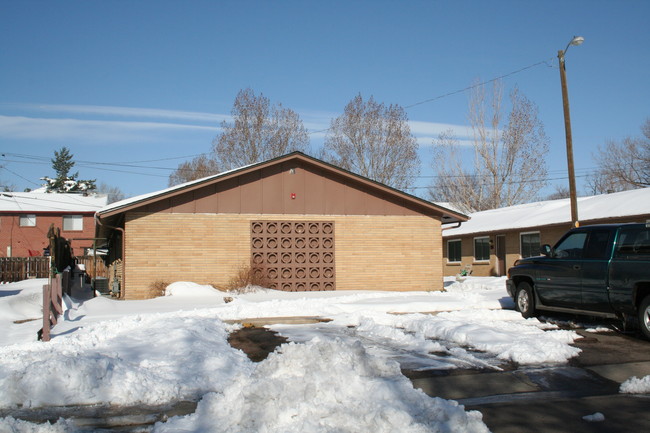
[0,191,108,257]
[96,152,467,299]
[442,188,650,277]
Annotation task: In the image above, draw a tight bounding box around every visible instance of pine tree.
[42,147,96,193]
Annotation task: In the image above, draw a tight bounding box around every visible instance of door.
[580,229,614,312]
[496,235,506,276]
[534,231,586,307]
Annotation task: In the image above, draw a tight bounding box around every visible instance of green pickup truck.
[506,223,650,339]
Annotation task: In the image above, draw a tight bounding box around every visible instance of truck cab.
[506,223,650,339]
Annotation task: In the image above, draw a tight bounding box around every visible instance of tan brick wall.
[124,213,442,299]
[442,218,649,277]
[443,227,573,277]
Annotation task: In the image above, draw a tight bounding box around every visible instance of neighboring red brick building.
[0,191,108,257]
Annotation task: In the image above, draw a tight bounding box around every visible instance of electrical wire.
[307,57,555,135]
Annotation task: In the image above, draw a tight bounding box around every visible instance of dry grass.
[223,264,271,293]
[146,280,170,298]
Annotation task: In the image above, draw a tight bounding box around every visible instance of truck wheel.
[639,296,650,340]
[516,282,536,318]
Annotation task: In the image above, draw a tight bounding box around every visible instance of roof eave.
[97,152,469,222]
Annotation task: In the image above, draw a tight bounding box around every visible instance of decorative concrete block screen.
[251,221,335,291]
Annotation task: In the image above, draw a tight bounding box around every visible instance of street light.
[558,36,584,228]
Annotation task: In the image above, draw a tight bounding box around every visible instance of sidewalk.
[409,361,650,432]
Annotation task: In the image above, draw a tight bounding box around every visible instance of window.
[447,239,461,263]
[520,232,541,258]
[474,237,490,261]
[554,232,587,259]
[583,230,611,259]
[19,214,36,227]
[63,215,83,231]
[615,228,650,257]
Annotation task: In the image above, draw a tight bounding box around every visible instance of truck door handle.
[573,265,581,270]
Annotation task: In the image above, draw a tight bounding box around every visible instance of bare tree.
[586,118,650,194]
[321,94,420,190]
[212,88,309,171]
[545,185,570,201]
[429,82,549,211]
[169,154,220,186]
[96,182,126,204]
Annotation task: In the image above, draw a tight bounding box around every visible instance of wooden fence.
[39,271,68,342]
[0,256,107,283]
[76,255,108,280]
[0,257,49,282]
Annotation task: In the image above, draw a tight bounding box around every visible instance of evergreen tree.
[52,147,76,180]
[42,147,96,193]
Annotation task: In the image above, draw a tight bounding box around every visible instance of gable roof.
[97,152,468,223]
[443,187,650,237]
[0,192,108,213]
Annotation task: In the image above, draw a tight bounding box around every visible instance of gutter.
[442,221,463,231]
[94,213,126,299]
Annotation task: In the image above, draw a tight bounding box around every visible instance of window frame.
[62,215,84,232]
[19,214,36,227]
[520,231,541,258]
[473,236,491,262]
[447,239,462,263]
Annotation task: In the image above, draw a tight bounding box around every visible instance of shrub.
[223,264,271,293]
[147,280,170,298]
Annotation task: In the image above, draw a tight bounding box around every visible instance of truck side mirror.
[541,244,553,257]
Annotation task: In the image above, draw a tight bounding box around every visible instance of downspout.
[94,213,126,299]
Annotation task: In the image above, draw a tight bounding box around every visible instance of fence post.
[41,281,51,342]
[39,272,66,342]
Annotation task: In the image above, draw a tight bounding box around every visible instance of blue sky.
[1,0,648,199]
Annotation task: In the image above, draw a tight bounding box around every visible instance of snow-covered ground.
[0,276,612,432]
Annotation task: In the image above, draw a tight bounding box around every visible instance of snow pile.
[0,279,49,347]
[0,313,251,409]
[0,279,46,323]
[620,375,650,394]
[164,281,224,298]
[273,309,581,369]
[582,412,605,422]
[0,416,74,433]
[154,338,489,433]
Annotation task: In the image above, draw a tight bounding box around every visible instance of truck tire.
[516,282,536,318]
[639,296,650,340]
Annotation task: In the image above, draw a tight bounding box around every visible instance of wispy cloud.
[0,104,474,148]
[0,115,218,144]
[4,103,230,124]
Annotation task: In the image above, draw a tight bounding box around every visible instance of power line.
[1,151,602,181]
[410,173,592,190]
[405,58,555,109]
[307,57,555,135]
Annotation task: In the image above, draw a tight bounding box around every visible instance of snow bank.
[0,313,251,409]
[582,412,605,422]
[0,416,74,433]
[620,375,650,394]
[164,281,224,298]
[273,309,581,369]
[0,279,47,322]
[154,338,489,433]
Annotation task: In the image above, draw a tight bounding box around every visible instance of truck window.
[583,230,611,259]
[616,228,650,257]
[554,232,587,259]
